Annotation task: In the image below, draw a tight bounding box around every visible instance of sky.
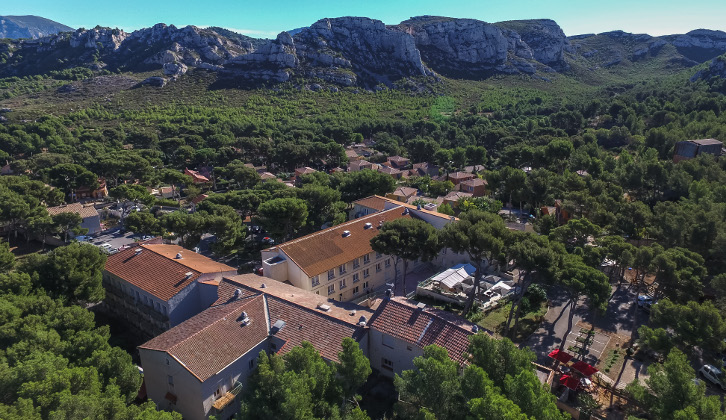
[4,0,726,38]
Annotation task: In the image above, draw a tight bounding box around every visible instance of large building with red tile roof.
[264,196,464,302]
[46,202,102,235]
[138,274,478,420]
[102,243,236,337]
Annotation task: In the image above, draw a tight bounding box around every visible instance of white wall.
[139,349,205,420]
[368,328,423,378]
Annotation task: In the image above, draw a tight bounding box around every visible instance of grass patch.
[477,300,547,343]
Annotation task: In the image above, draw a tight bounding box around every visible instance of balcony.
[213,382,243,412]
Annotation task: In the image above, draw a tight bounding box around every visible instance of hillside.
[0,15,73,39]
[2,16,726,91]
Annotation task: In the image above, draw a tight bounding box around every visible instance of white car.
[699,365,726,390]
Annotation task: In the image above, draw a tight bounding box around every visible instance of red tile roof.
[46,202,99,219]
[268,207,411,277]
[448,171,475,180]
[267,296,365,362]
[104,244,235,301]
[139,295,268,381]
[353,196,388,211]
[368,298,475,365]
[184,168,209,183]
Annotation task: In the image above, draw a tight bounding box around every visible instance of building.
[103,244,237,337]
[185,168,210,184]
[673,139,723,162]
[377,165,403,179]
[457,178,487,197]
[447,171,475,185]
[139,274,477,420]
[350,195,389,219]
[387,155,411,169]
[294,167,317,178]
[410,162,439,177]
[1,161,14,175]
[443,191,473,207]
[46,202,102,235]
[368,297,475,377]
[348,160,374,172]
[139,275,372,420]
[386,186,418,203]
[264,196,462,302]
[72,178,108,200]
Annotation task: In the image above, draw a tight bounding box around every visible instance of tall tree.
[52,211,84,243]
[370,217,440,296]
[441,210,509,315]
[339,170,396,203]
[255,198,309,242]
[46,163,99,200]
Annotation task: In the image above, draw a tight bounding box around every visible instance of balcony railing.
[212,382,243,412]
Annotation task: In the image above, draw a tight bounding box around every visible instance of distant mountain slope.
[0,15,73,39]
[2,16,726,89]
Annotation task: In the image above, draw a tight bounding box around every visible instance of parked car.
[699,365,726,390]
[141,235,153,241]
[262,237,275,245]
[74,235,90,242]
[637,295,653,307]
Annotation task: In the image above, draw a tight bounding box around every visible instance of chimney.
[240,311,251,326]
[358,315,367,326]
[134,248,142,255]
[184,272,193,279]
[234,289,242,299]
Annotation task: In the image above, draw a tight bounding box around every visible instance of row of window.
[328,253,384,280]
[319,259,391,286]
[108,276,169,315]
[327,281,369,296]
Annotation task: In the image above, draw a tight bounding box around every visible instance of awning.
[559,374,579,390]
[548,349,573,364]
[571,361,599,377]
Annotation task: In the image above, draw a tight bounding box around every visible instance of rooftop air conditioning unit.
[317,303,331,312]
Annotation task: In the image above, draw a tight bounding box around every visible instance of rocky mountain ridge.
[2,16,726,88]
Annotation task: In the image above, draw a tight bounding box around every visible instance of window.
[385,258,391,267]
[352,258,360,269]
[376,263,381,272]
[339,279,347,289]
[328,269,335,280]
[167,375,174,386]
[248,359,255,370]
[162,306,167,315]
[214,387,222,398]
[353,286,359,294]
[363,281,369,289]
[338,264,346,275]
[363,254,370,264]
[271,342,277,350]
[363,268,370,278]
[328,284,335,295]
[165,358,170,365]
[376,252,382,259]
[407,345,413,351]
[353,273,360,283]
[381,358,394,371]
[382,334,394,348]
[311,275,320,287]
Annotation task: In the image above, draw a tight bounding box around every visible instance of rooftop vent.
[385,289,392,299]
[240,311,251,326]
[271,319,286,334]
[364,222,373,229]
[358,315,367,326]
[134,248,142,255]
[378,221,384,229]
[317,303,331,312]
[342,230,351,237]
[416,302,426,310]
[402,208,409,215]
[184,272,193,279]
[260,283,267,288]
[234,289,243,299]
[472,325,479,333]
[175,252,183,259]
[350,309,356,316]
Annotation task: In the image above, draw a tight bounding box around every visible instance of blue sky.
[5,0,726,38]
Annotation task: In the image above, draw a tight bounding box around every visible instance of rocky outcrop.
[395,16,567,77]
[691,55,726,82]
[70,27,128,51]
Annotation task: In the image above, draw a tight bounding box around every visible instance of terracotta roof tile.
[104,244,235,301]
[139,295,268,381]
[270,208,410,277]
[46,202,99,219]
[460,178,487,187]
[368,298,474,365]
[448,172,475,180]
[352,196,388,211]
[267,296,365,362]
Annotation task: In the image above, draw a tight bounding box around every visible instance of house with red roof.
[138,274,478,420]
[102,243,236,337]
[184,168,210,184]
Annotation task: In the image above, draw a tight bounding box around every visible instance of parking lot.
[86,229,142,252]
